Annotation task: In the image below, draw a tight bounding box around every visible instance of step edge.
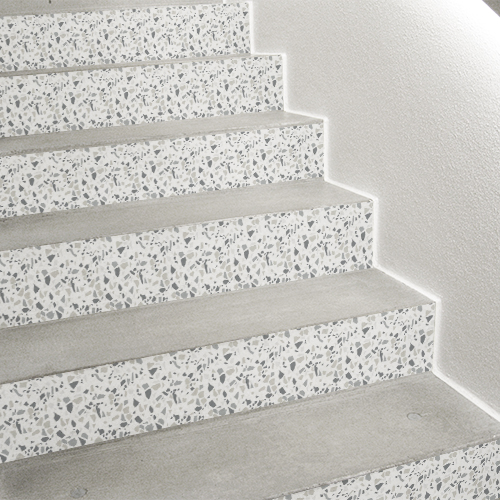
[2,373,498,476]
[0,300,434,385]
[0,0,230,17]
[0,179,371,251]
[0,269,433,384]
[2,374,499,499]
[0,111,322,157]
[266,432,500,500]
[0,52,275,78]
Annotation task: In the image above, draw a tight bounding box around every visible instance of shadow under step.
[2,373,499,500]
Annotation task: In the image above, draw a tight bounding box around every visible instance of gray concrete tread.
[0,53,258,78]
[0,268,431,383]
[0,111,320,157]
[0,0,225,16]
[0,179,367,251]
[1,373,499,500]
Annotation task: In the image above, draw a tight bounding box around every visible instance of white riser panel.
[0,55,283,137]
[0,4,250,72]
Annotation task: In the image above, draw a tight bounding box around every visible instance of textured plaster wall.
[252,0,500,412]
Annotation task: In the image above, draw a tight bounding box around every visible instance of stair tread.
[0,268,430,383]
[0,54,282,138]
[0,111,320,157]
[1,53,255,78]
[0,0,225,16]
[2,372,499,500]
[0,178,367,251]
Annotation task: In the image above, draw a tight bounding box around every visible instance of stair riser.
[0,55,283,137]
[0,303,434,463]
[0,4,250,73]
[276,439,500,500]
[0,202,373,328]
[0,123,323,218]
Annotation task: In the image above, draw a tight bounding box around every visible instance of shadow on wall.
[483,0,500,15]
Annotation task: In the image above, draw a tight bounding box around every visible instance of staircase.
[1,1,500,498]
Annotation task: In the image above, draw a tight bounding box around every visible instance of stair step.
[0,178,366,250]
[0,179,373,328]
[0,54,283,138]
[0,3,250,73]
[0,0,225,16]
[0,111,323,218]
[2,373,499,500]
[0,268,431,383]
[0,110,318,156]
[0,269,434,462]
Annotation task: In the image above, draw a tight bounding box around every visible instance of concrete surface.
[1,372,499,500]
[0,0,223,16]
[0,53,254,78]
[0,178,367,251]
[0,111,320,157]
[0,268,431,383]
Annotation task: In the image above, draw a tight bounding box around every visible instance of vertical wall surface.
[252,0,500,412]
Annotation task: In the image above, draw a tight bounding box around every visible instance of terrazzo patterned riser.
[0,3,250,72]
[275,439,500,500]
[0,123,323,218]
[0,303,434,463]
[0,55,283,137]
[0,201,373,328]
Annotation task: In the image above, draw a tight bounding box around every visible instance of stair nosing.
[0,111,322,157]
[0,268,431,384]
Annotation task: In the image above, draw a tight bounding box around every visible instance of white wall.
[252,0,500,413]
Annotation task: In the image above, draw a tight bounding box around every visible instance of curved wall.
[252,0,500,412]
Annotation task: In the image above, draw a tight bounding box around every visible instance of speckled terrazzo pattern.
[0,303,434,462]
[0,123,324,218]
[276,439,500,500]
[0,201,373,328]
[0,55,283,137]
[0,4,250,72]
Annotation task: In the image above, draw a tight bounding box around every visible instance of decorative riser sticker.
[0,55,283,137]
[0,303,434,463]
[0,123,324,218]
[0,4,250,73]
[0,202,373,328]
[275,439,500,500]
